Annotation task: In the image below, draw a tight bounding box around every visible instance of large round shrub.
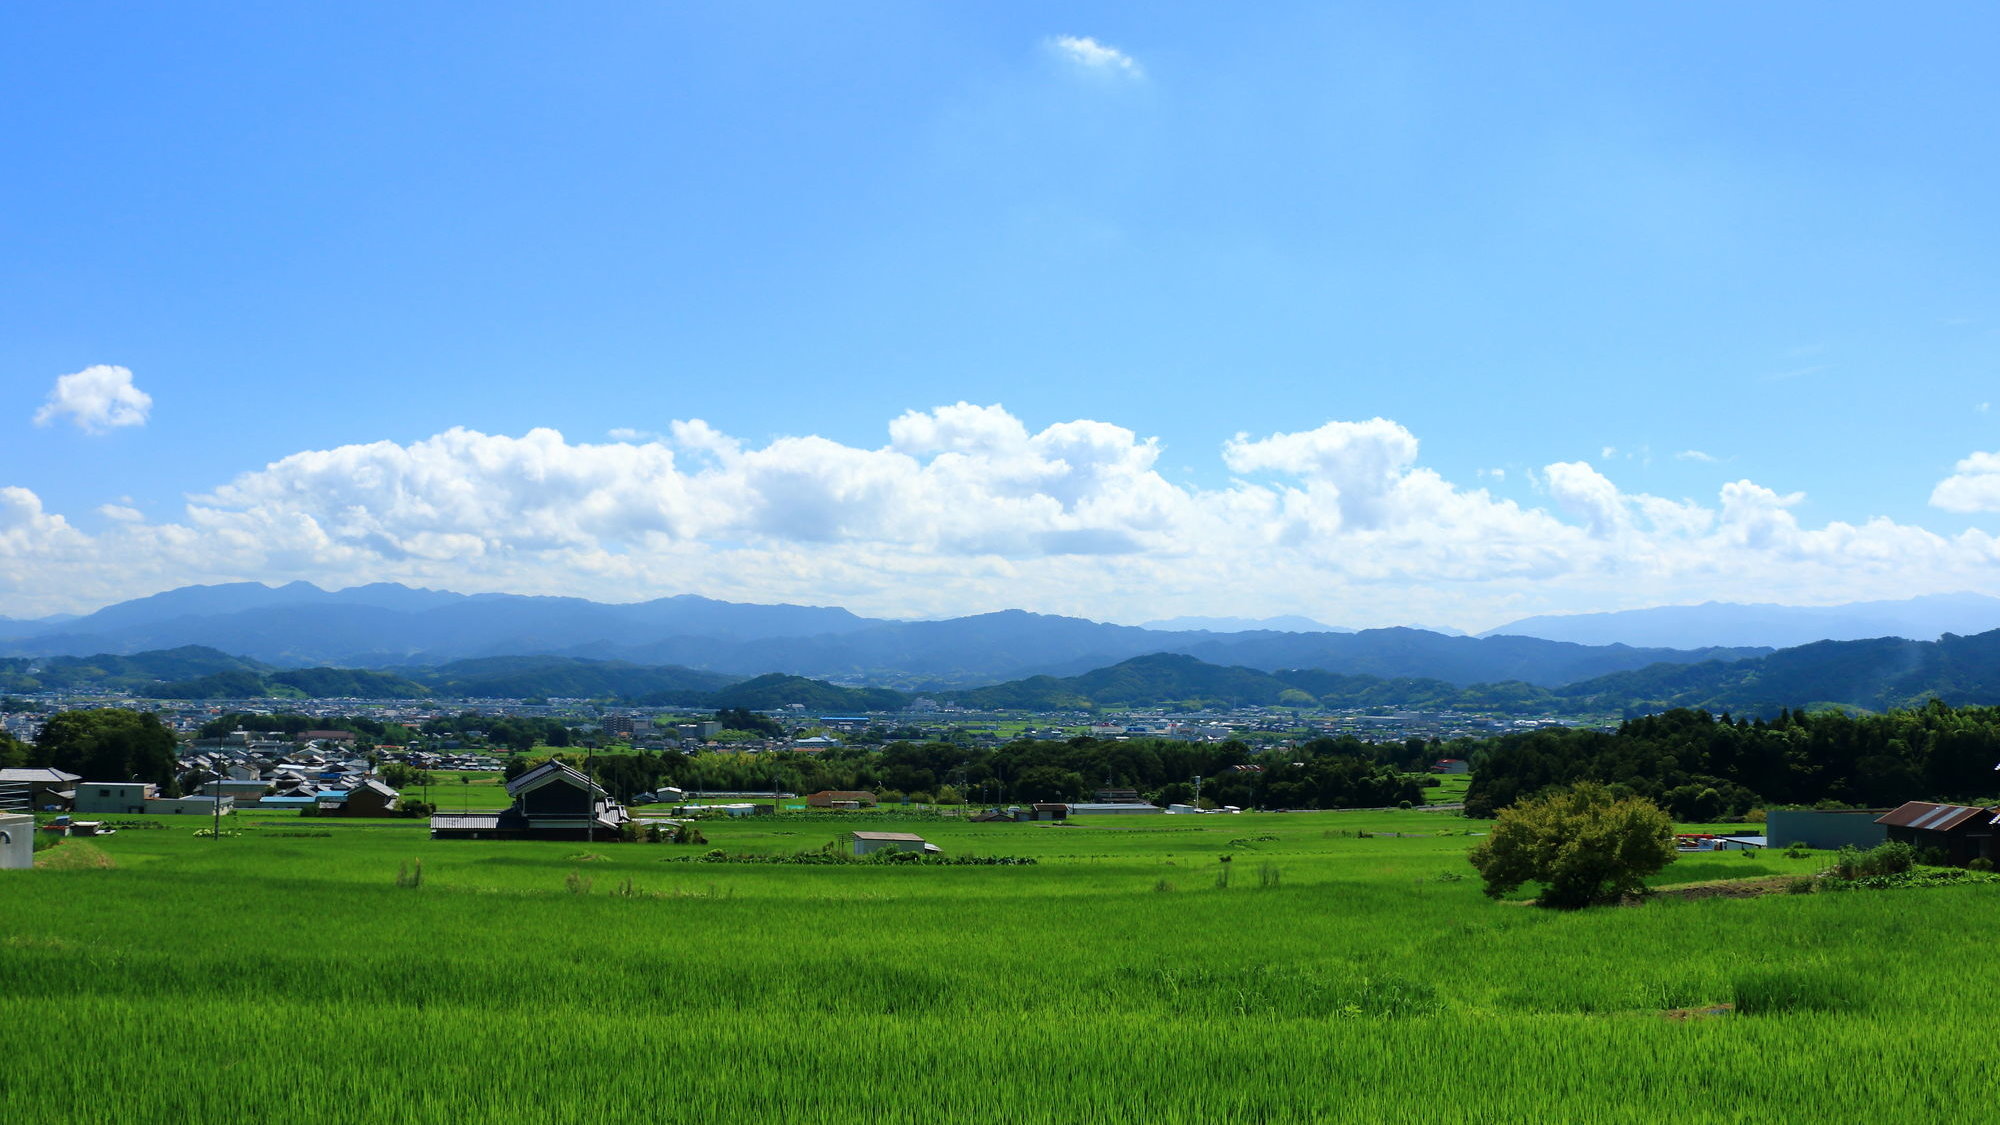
[1468,782,1677,908]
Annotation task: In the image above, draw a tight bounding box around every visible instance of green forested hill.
[0,646,272,694]
[945,653,1562,713]
[1552,629,2000,714]
[707,673,908,712]
[409,656,734,700]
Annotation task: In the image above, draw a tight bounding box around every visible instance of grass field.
[4,806,1994,1122]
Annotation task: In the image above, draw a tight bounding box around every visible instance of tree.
[34,708,180,790]
[380,762,431,789]
[1468,782,1676,909]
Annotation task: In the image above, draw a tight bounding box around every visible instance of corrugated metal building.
[1876,801,1999,866]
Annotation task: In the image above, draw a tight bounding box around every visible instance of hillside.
[1554,628,2000,714]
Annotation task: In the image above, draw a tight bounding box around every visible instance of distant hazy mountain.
[1,582,881,666]
[1485,593,2000,650]
[1139,615,1350,634]
[0,581,1763,689]
[26,628,2000,715]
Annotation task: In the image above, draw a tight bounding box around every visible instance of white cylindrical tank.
[0,813,34,870]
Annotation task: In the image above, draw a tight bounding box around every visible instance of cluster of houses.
[0,729,426,819]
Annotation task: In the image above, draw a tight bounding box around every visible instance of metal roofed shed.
[1763,808,1889,852]
[851,831,941,857]
[1875,801,1999,866]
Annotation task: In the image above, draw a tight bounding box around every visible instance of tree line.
[1462,701,2000,819]
[508,733,1433,810]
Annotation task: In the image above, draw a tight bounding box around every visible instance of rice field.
[3,808,1994,1122]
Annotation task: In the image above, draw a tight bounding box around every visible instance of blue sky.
[5,3,2000,628]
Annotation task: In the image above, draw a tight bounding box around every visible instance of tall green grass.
[2,810,1993,1122]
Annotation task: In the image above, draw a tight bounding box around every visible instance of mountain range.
[0,581,1771,689]
[15,625,2000,718]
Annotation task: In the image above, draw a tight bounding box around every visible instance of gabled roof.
[504,760,607,800]
[0,768,82,784]
[1876,801,1990,831]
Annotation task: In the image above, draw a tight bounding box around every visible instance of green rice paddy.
[3,807,1993,1122]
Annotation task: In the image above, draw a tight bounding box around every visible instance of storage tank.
[0,813,33,870]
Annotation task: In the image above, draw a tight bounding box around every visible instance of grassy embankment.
[3,806,1992,1123]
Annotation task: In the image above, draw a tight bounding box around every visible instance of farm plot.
[2,809,1993,1123]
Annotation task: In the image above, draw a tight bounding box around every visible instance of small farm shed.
[147,796,234,816]
[1875,801,1998,866]
[333,779,400,817]
[0,768,81,810]
[851,831,941,857]
[1763,808,1889,852]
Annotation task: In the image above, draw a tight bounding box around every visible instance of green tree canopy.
[34,708,181,790]
[1468,782,1677,909]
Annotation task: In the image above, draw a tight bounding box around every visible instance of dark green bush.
[1873,841,1917,874]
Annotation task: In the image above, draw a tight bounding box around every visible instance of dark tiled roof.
[504,760,606,799]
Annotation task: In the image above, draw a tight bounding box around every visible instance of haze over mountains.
[0,581,1794,690]
[1483,593,2000,650]
[10,583,2000,715]
[1139,615,1350,634]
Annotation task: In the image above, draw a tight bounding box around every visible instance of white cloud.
[1931,451,2000,513]
[5,406,2000,628]
[33,365,153,434]
[1675,449,1718,463]
[1544,461,1627,537]
[1046,35,1143,78]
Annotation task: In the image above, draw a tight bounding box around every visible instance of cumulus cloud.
[1046,35,1143,77]
[1931,451,2000,512]
[1544,461,1628,537]
[4,405,2000,626]
[33,365,152,434]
